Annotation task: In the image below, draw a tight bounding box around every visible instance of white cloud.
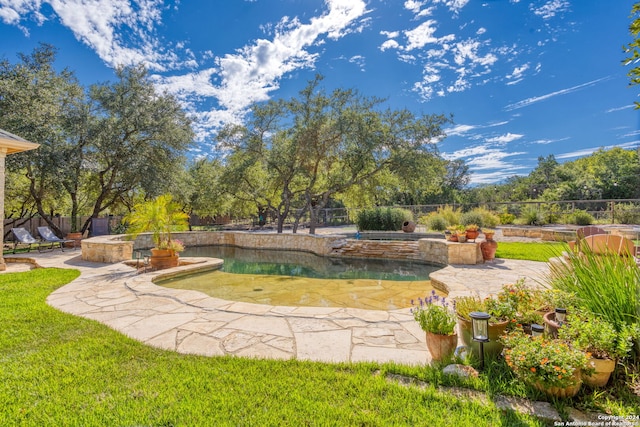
[445,123,478,136]
[453,39,497,67]
[155,0,369,137]
[530,0,570,20]
[380,39,400,51]
[433,0,470,14]
[486,133,523,144]
[506,63,529,84]
[404,20,438,50]
[530,137,570,145]
[606,105,635,113]
[404,0,424,14]
[443,144,527,184]
[504,77,609,111]
[555,142,640,160]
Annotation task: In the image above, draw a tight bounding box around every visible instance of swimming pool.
[157,246,443,310]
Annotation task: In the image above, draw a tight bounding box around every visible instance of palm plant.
[123,194,189,249]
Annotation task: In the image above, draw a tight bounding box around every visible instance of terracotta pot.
[150,248,179,269]
[484,232,495,240]
[449,234,458,242]
[532,372,582,398]
[426,332,458,362]
[583,357,616,387]
[480,238,498,261]
[402,221,416,233]
[457,316,509,358]
[465,230,479,240]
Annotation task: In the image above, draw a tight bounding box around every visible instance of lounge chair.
[37,226,77,251]
[11,227,41,253]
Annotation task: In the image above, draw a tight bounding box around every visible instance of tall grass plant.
[548,248,640,353]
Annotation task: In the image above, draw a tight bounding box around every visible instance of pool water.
[158,246,443,310]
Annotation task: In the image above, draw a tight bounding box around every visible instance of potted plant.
[501,331,588,398]
[495,280,545,334]
[456,225,467,243]
[465,223,480,241]
[446,225,459,242]
[455,295,514,357]
[123,194,189,270]
[558,313,634,387]
[412,291,458,362]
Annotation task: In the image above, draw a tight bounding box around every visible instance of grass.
[495,241,566,262]
[0,268,547,426]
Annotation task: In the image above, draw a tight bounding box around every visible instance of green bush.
[425,214,448,231]
[436,205,462,226]
[570,209,594,226]
[541,203,562,224]
[356,207,412,231]
[460,211,484,228]
[614,203,640,224]
[473,207,500,228]
[498,212,516,224]
[518,206,545,226]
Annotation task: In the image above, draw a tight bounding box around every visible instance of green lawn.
[495,241,567,262]
[0,268,546,426]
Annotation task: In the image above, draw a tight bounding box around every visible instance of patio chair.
[11,227,41,253]
[37,226,77,251]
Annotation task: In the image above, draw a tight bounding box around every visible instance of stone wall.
[501,226,575,242]
[330,238,482,266]
[330,240,422,261]
[82,231,484,266]
[81,235,134,263]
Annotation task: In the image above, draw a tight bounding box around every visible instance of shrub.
[518,206,545,226]
[548,247,640,355]
[425,214,448,231]
[541,204,561,224]
[356,207,412,231]
[499,212,516,224]
[436,205,462,226]
[473,207,501,228]
[570,209,594,226]
[613,203,640,224]
[460,211,484,228]
[501,332,588,389]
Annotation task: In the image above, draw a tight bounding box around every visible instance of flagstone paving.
[4,250,550,365]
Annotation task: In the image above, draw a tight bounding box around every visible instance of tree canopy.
[217,75,453,233]
[1,45,194,234]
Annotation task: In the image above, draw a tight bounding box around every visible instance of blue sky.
[0,0,638,184]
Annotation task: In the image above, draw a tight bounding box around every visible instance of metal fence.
[5,199,640,240]
[285,199,640,227]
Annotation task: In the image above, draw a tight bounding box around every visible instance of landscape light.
[470,311,490,370]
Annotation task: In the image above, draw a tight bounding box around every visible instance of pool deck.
[3,248,550,366]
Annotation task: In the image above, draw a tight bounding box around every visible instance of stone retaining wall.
[501,226,575,242]
[81,231,485,266]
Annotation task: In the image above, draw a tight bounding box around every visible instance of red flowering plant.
[501,330,588,389]
[489,280,545,331]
